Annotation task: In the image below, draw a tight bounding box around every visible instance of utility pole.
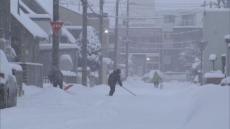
[99,0,104,84]
[81,0,88,86]
[125,0,130,79]
[0,0,7,39]
[52,0,60,68]
[199,40,208,85]
[0,0,4,39]
[114,0,119,70]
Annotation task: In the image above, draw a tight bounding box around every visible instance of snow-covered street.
[1,78,229,129]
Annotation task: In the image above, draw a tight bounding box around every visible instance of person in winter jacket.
[152,71,162,88]
[108,69,123,96]
[48,66,63,89]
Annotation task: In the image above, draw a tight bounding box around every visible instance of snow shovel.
[121,86,136,96]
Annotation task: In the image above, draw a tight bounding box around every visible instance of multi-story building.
[114,8,204,75]
[203,8,230,73]
[155,8,204,72]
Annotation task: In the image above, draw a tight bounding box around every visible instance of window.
[181,14,195,26]
[164,15,175,24]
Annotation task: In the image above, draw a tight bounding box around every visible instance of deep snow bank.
[1,79,229,129]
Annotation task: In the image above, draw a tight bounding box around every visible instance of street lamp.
[198,40,208,85]
[224,34,230,76]
[146,57,150,61]
[104,29,109,34]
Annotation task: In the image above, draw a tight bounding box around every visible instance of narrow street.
[2,78,229,129]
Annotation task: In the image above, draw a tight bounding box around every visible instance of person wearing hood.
[108,69,123,96]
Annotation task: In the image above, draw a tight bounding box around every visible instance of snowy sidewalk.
[1,79,229,129]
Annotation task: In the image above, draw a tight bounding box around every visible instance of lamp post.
[113,0,119,70]
[199,40,208,85]
[225,34,230,76]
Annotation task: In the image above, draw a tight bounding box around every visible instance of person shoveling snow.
[108,69,123,96]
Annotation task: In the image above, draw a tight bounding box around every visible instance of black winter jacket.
[108,71,122,87]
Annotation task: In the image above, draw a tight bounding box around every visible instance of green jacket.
[152,72,161,83]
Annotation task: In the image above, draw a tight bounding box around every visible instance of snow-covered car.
[0,50,17,109]
[220,77,230,86]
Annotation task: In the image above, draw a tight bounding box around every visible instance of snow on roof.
[173,26,203,29]
[19,0,51,19]
[36,0,53,17]
[62,27,77,43]
[39,43,79,50]
[205,8,230,12]
[11,0,48,39]
[28,14,51,19]
[19,0,35,14]
[60,3,82,15]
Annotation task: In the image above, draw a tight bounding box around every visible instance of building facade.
[0,0,11,49]
[203,9,230,73]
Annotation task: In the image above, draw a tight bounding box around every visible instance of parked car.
[0,50,17,109]
[220,77,230,86]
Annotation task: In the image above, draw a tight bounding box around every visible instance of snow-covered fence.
[61,70,78,84]
[204,71,225,85]
[19,62,43,87]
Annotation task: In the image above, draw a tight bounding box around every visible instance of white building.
[203,8,230,73]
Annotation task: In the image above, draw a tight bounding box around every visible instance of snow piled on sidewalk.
[2,78,229,129]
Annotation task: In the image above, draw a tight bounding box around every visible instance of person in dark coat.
[152,71,162,88]
[48,66,63,89]
[108,69,123,96]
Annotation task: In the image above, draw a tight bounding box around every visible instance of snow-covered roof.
[36,0,53,17]
[39,43,79,50]
[11,0,48,39]
[60,3,82,15]
[62,27,77,43]
[205,8,230,12]
[173,26,203,29]
[204,71,225,78]
[28,14,50,19]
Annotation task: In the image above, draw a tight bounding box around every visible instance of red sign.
[50,21,63,33]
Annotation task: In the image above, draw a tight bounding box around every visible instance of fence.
[18,62,43,87]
